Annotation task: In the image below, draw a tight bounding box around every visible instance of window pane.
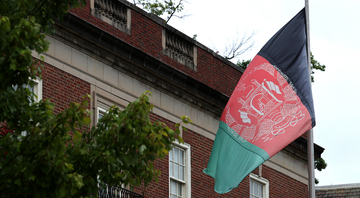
[250,181,253,193]
[170,162,173,177]
[174,164,179,179]
[97,107,108,122]
[178,182,182,196]
[28,85,34,93]
[174,147,179,163]
[179,166,184,180]
[169,149,173,161]
[171,180,177,194]
[170,145,187,198]
[250,180,265,198]
[170,149,173,177]
[254,182,258,196]
[179,150,184,165]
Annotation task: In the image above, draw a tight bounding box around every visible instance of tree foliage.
[310,52,326,83]
[236,52,326,82]
[1,92,190,197]
[132,0,188,22]
[0,0,191,197]
[314,157,327,184]
[236,59,251,70]
[0,0,86,129]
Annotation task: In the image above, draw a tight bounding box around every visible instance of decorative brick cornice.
[53,12,324,161]
[163,29,197,70]
[109,0,244,73]
[91,0,131,34]
[53,20,225,118]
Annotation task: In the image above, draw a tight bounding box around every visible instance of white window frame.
[21,79,42,136]
[13,78,42,102]
[250,173,269,198]
[97,106,108,122]
[169,140,191,198]
[32,78,43,102]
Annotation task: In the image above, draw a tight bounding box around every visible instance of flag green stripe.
[203,121,270,194]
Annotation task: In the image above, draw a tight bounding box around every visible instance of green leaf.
[178,136,184,144]
[82,117,91,125]
[10,62,17,70]
[14,179,21,186]
[73,130,82,144]
[65,163,74,171]
[139,145,147,154]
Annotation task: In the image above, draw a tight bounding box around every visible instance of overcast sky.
[166,0,360,186]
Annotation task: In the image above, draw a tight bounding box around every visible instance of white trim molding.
[169,140,191,198]
[250,173,269,198]
[33,78,43,102]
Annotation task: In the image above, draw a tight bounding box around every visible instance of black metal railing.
[98,184,143,198]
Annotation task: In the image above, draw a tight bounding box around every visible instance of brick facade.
[69,0,241,97]
[133,114,309,197]
[264,166,308,198]
[42,63,91,114]
[35,0,321,197]
[316,184,360,198]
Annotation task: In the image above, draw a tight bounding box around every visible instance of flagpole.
[305,1,315,198]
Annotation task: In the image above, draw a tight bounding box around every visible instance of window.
[97,106,108,121]
[250,173,269,198]
[250,178,264,198]
[19,79,42,136]
[32,79,43,103]
[14,79,42,103]
[169,141,191,198]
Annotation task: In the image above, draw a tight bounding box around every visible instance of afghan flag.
[203,8,315,194]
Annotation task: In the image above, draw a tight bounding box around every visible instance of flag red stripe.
[220,55,312,157]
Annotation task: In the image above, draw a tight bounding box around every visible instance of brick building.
[31,0,324,197]
[316,183,360,198]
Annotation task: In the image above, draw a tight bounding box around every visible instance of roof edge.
[316,183,360,190]
[116,0,245,73]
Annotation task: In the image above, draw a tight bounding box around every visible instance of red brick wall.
[134,114,308,197]
[40,60,308,197]
[48,4,309,197]
[135,114,249,198]
[262,165,309,198]
[40,62,308,197]
[70,1,242,97]
[42,63,91,114]
[183,129,249,198]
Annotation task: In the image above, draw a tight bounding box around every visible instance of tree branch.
[223,31,256,60]
[166,0,183,23]
[31,0,47,16]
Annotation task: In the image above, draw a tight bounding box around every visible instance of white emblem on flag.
[228,64,305,143]
[239,111,251,124]
[266,81,282,94]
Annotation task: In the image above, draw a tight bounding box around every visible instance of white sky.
[167,0,360,186]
